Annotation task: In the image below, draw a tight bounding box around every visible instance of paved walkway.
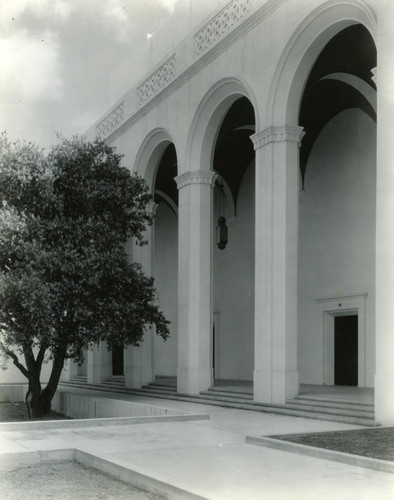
[0,394,393,500]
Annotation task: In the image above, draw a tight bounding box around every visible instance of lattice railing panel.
[96,102,124,137]
[137,55,177,107]
[194,0,252,57]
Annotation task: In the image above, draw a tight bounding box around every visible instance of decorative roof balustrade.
[93,0,277,140]
[137,54,177,107]
[96,102,124,137]
[194,0,252,57]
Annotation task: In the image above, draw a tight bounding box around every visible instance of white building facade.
[79,0,394,425]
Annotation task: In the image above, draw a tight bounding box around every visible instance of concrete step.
[101,382,126,389]
[142,384,177,393]
[100,376,125,388]
[198,393,373,419]
[200,389,253,400]
[288,397,374,412]
[60,380,377,426]
[153,377,177,388]
[292,395,374,408]
[283,403,373,419]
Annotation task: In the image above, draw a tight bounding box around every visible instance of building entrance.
[334,315,358,386]
[112,345,124,376]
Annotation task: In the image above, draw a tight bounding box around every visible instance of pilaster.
[251,125,303,404]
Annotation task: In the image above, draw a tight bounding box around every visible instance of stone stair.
[60,376,376,426]
[284,394,375,422]
[100,375,125,390]
[142,376,177,394]
[70,375,87,384]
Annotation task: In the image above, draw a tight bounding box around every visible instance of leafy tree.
[0,134,169,417]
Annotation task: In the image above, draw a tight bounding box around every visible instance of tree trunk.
[29,350,66,418]
[29,385,51,418]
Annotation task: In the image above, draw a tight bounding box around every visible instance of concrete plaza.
[0,393,393,500]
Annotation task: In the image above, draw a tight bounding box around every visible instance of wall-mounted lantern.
[216,215,228,250]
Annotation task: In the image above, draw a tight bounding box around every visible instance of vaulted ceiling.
[299,24,377,184]
[213,97,255,211]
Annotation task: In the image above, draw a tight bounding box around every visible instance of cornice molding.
[250,125,304,150]
[316,292,367,303]
[175,171,217,190]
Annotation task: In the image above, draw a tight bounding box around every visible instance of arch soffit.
[186,77,259,175]
[268,0,377,128]
[134,128,177,193]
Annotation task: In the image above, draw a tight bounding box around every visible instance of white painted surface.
[298,109,376,387]
[1,396,390,500]
[213,162,255,381]
[79,0,394,421]
[51,391,183,419]
[375,0,394,424]
[154,202,178,376]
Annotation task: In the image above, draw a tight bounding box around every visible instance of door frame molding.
[317,293,367,387]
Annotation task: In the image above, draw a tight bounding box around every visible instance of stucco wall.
[0,352,52,385]
[213,162,255,381]
[153,202,178,376]
[298,108,376,386]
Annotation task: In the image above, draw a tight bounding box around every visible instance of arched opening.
[153,143,178,381]
[212,96,256,388]
[297,24,377,389]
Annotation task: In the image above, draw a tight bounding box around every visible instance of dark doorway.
[334,315,358,386]
[112,345,124,376]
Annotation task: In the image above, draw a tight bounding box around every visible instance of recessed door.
[334,315,358,386]
[112,345,124,376]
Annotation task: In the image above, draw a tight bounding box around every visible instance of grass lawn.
[0,401,67,422]
[271,427,394,461]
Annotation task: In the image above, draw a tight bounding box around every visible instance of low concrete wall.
[51,391,185,419]
[0,384,28,402]
[0,385,198,422]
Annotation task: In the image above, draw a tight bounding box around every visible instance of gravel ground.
[0,462,166,500]
[272,427,394,461]
[0,403,166,500]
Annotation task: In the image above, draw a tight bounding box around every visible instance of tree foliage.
[0,134,169,416]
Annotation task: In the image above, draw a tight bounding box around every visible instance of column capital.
[175,170,217,190]
[251,125,304,151]
[146,201,158,216]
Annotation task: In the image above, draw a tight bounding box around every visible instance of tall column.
[61,359,79,382]
[175,170,216,394]
[124,202,156,388]
[375,1,394,425]
[251,125,303,404]
[87,341,111,385]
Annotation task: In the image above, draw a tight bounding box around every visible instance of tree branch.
[41,347,66,402]
[0,343,32,381]
[24,345,37,374]
[36,344,47,374]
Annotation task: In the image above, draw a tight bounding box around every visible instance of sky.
[0,0,177,150]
